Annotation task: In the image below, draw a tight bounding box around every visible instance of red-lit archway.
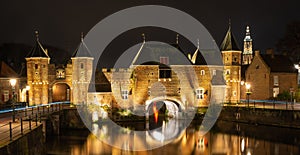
[52,83,70,102]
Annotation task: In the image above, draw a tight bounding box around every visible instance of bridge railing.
[0,102,69,146]
[0,115,40,147]
[225,100,297,110]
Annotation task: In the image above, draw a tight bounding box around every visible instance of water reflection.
[47,120,300,155]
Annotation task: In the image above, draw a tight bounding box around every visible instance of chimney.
[266,48,275,58]
[255,50,260,56]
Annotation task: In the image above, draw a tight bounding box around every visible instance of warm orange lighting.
[153,102,158,123]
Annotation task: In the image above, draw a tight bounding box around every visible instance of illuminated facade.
[26,32,93,105]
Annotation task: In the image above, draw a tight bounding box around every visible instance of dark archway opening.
[52,83,70,102]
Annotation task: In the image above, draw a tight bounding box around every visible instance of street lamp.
[9,79,17,122]
[246,83,251,108]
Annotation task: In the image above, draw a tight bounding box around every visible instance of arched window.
[200,70,205,76]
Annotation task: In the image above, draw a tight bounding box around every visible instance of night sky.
[1,0,300,66]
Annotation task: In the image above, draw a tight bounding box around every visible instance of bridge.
[0,102,69,147]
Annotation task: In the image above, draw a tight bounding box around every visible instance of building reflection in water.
[49,120,300,155]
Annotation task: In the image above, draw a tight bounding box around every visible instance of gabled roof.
[260,54,297,73]
[26,40,49,58]
[132,42,192,66]
[0,61,18,77]
[220,26,240,51]
[72,36,92,58]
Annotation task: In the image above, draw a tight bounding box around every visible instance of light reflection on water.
[46,120,300,155]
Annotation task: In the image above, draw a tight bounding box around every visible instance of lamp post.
[246,83,251,108]
[9,79,17,122]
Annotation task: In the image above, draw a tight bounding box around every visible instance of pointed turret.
[72,32,92,58]
[71,33,94,105]
[220,21,242,103]
[220,24,240,51]
[25,31,50,105]
[26,31,49,58]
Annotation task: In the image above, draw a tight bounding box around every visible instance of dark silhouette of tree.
[276,21,300,63]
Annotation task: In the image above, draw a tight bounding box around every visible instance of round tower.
[26,31,50,105]
[71,34,94,104]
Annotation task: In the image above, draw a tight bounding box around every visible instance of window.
[196,88,204,100]
[159,69,171,78]
[234,57,237,62]
[273,88,279,98]
[212,70,216,76]
[121,90,128,100]
[256,65,259,69]
[200,70,205,75]
[3,90,9,102]
[35,64,38,69]
[233,91,237,97]
[80,63,84,69]
[160,57,169,65]
[274,76,279,86]
[226,69,230,75]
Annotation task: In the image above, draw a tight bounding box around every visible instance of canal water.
[46,120,300,155]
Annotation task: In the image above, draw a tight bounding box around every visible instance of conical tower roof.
[72,33,92,58]
[26,31,49,58]
[220,25,240,51]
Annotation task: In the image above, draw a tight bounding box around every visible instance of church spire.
[242,25,253,65]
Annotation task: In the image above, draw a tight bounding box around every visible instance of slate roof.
[72,38,92,58]
[220,26,240,51]
[192,49,223,66]
[26,40,49,58]
[0,61,18,77]
[260,54,297,73]
[132,42,192,66]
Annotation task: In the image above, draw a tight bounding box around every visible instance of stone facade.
[26,57,50,105]
[222,51,241,103]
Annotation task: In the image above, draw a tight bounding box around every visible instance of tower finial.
[81,32,84,41]
[197,39,199,49]
[176,34,179,44]
[35,30,39,41]
[142,33,145,43]
[229,18,231,29]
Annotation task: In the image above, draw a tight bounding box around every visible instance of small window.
[159,69,171,78]
[121,90,128,100]
[80,63,84,69]
[35,64,38,69]
[233,91,237,97]
[226,69,230,75]
[200,70,205,75]
[234,57,237,62]
[256,65,259,69]
[273,88,279,98]
[212,70,216,76]
[160,57,169,65]
[196,88,204,100]
[274,76,279,86]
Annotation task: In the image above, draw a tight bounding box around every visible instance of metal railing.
[0,102,69,146]
[226,100,297,110]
